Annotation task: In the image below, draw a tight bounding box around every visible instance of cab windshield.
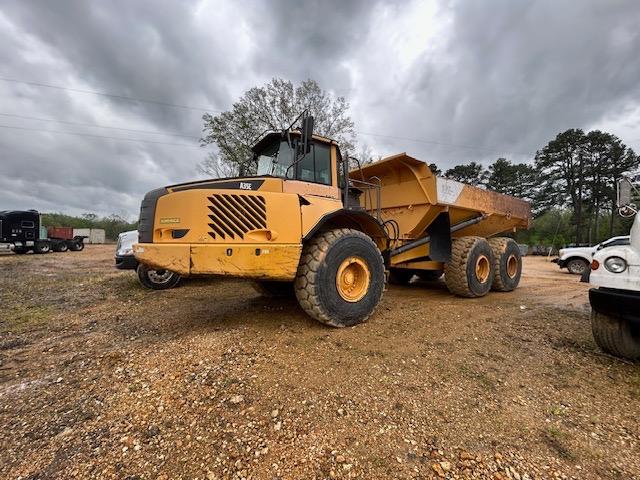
[255,137,332,185]
[256,139,295,178]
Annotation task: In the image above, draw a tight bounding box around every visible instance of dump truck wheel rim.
[475,255,490,283]
[148,269,173,284]
[336,256,370,302]
[506,254,518,278]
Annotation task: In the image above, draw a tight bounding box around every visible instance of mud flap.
[427,213,451,263]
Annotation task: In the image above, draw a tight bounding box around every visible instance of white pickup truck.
[588,178,640,360]
[554,236,630,274]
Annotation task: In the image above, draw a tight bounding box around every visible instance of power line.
[356,131,533,157]
[0,77,223,113]
[0,112,200,139]
[0,124,202,148]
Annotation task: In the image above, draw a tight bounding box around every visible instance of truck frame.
[133,115,531,327]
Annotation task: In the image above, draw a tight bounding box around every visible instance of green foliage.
[515,209,574,247]
[200,78,355,177]
[444,161,485,185]
[428,163,441,176]
[441,129,638,247]
[41,212,137,241]
[485,158,537,202]
[535,129,638,243]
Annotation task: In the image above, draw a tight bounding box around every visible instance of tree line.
[42,212,136,241]
[435,129,639,244]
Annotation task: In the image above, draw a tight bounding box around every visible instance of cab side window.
[296,143,332,186]
[314,144,331,185]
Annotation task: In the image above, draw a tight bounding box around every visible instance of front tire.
[137,264,181,290]
[591,310,640,360]
[13,247,28,254]
[444,236,494,298]
[567,258,589,275]
[295,228,385,328]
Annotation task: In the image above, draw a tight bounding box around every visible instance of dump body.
[351,153,531,269]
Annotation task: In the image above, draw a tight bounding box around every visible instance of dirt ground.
[0,246,638,480]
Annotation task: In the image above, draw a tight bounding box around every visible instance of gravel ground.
[0,246,638,480]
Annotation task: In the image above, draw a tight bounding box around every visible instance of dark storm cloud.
[0,0,639,217]
[246,0,379,92]
[362,0,640,166]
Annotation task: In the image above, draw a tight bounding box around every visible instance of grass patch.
[548,404,568,417]
[0,304,54,333]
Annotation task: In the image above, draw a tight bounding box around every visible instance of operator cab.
[253,131,337,187]
[250,115,364,208]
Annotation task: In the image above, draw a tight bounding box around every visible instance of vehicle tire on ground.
[13,247,28,254]
[137,264,181,290]
[53,242,68,253]
[295,228,385,328]
[416,269,444,282]
[388,268,414,285]
[252,280,295,298]
[33,241,50,254]
[488,237,522,292]
[567,258,589,275]
[444,236,494,298]
[591,310,640,360]
[69,241,84,251]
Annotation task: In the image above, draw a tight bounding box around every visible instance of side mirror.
[617,178,632,207]
[300,115,314,155]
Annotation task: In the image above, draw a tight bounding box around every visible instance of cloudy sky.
[1,0,639,218]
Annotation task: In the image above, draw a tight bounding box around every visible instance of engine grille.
[207,194,266,240]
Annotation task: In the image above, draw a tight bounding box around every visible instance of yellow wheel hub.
[475,255,490,283]
[336,256,370,302]
[506,254,518,278]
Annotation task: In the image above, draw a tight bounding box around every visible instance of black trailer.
[0,210,85,254]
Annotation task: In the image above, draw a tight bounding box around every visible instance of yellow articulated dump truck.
[133,115,531,327]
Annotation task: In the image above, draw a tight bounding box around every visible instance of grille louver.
[207,194,266,240]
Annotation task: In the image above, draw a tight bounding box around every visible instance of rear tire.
[591,310,640,360]
[444,236,494,298]
[137,264,181,290]
[34,241,51,254]
[567,258,588,275]
[295,228,385,328]
[53,242,68,253]
[69,241,84,251]
[488,237,522,292]
[388,268,414,285]
[252,280,294,298]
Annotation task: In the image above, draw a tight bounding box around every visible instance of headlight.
[604,256,627,273]
[117,247,133,256]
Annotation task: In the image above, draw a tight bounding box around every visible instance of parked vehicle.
[133,114,531,327]
[589,178,640,360]
[553,236,630,274]
[115,230,180,289]
[0,210,86,254]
